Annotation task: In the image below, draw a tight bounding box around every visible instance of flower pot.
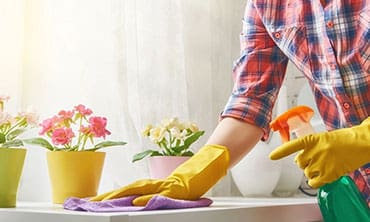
[0,148,26,208]
[46,151,105,204]
[148,156,190,179]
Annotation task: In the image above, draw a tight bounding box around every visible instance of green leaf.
[163,146,177,156]
[181,150,194,157]
[132,150,162,162]
[0,133,5,144]
[171,131,205,154]
[74,113,82,121]
[170,145,185,154]
[23,138,54,151]
[150,151,163,156]
[6,129,26,141]
[89,141,127,151]
[183,131,205,148]
[1,139,24,148]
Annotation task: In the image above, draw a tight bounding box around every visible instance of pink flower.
[74,104,93,117]
[79,125,91,135]
[58,110,74,128]
[58,110,74,120]
[51,128,75,145]
[88,116,111,138]
[0,112,11,125]
[0,95,10,103]
[19,110,39,126]
[39,116,58,135]
[29,104,126,151]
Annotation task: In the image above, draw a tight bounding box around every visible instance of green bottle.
[270,106,370,222]
[318,176,370,222]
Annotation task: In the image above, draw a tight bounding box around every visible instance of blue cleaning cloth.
[63,195,213,212]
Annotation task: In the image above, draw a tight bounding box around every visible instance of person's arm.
[207,117,263,168]
[220,0,288,145]
[91,118,262,206]
[90,1,286,206]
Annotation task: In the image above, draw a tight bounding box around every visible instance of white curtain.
[0,0,246,201]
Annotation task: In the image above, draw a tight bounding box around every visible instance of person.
[91,0,370,207]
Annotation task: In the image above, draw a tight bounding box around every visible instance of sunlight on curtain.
[0,0,24,109]
[0,0,245,201]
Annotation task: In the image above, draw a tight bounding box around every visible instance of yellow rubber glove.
[270,117,370,189]
[90,144,229,206]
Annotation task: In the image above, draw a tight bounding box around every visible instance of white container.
[272,153,304,197]
[231,134,282,197]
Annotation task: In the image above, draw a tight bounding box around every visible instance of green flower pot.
[0,148,26,208]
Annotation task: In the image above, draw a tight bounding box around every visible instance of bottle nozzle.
[270,106,315,142]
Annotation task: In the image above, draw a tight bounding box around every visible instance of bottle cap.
[270,106,314,142]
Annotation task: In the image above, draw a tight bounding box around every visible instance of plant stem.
[168,130,173,150]
[159,140,171,155]
[4,117,26,135]
[76,117,83,149]
[81,136,88,151]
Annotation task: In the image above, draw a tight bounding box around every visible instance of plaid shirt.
[222,0,370,205]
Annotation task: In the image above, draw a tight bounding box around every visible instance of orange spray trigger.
[270,105,315,143]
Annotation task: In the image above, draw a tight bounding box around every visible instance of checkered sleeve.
[221,0,289,140]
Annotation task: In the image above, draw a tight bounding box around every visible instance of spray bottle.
[270,105,370,222]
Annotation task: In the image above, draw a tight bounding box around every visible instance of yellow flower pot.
[0,148,26,208]
[46,151,105,204]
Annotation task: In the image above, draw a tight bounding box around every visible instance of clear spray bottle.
[270,105,370,222]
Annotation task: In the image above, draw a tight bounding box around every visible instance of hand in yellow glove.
[90,144,229,206]
[270,117,370,189]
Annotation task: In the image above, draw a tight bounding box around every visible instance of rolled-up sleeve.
[221,0,289,140]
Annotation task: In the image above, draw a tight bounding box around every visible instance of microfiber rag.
[63,195,213,212]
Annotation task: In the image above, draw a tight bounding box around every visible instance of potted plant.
[25,104,126,204]
[0,95,38,208]
[133,117,205,179]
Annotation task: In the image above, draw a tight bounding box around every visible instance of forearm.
[206,117,263,168]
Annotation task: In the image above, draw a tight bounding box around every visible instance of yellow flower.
[187,122,199,132]
[177,122,186,131]
[133,117,205,162]
[0,95,10,112]
[170,127,187,140]
[141,124,153,137]
[149,127,166,143]
[161,117,180,130]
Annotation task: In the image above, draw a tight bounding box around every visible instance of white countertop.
[0,196,323,222]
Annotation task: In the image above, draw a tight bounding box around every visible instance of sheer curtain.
[0,0,245,201]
